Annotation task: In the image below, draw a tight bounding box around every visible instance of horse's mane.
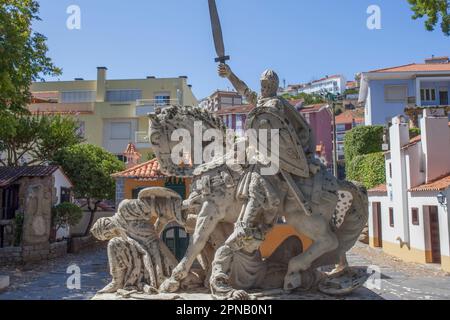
[158,105,226,132]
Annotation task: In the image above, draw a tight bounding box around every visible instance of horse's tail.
[313,180,369,267]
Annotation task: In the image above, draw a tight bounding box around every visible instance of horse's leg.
[159,200,224,292]
[284,212,338,291]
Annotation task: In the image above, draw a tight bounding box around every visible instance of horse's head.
[148,105,226,176]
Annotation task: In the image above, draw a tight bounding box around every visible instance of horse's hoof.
[159,278,180,293]
[283,272,302,291]
[228,290,250,300]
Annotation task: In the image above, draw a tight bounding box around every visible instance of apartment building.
[29,67,198,161]
[359,56,450,126]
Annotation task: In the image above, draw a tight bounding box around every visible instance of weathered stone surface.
[0,275,9,291]
[92,65,368,300]
[22,183,52,246]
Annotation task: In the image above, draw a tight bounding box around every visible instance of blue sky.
[34,0,450,99]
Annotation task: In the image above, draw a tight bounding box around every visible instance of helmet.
[260,69,279,87]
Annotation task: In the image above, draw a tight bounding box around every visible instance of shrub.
[347,152,386,189]
[52,202,83,232]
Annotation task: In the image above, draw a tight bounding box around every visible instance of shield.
[246,105,310,178]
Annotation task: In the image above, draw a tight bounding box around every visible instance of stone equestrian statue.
[153,64,369,299]
[91,65,369,300]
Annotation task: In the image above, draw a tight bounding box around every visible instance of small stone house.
[0,166,73,265]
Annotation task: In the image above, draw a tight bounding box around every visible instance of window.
[411,208,419,225]
[389,208,395,227]
[389,163,392,178]
[110,122,131,140]
[420,88,436,102]
[385,85,407,103]
[336,124,346,132]
[60,187,71,203]
[154,95,171,105]
[116,155,127,163]
[106,90,142,102]
[61,91,96,103]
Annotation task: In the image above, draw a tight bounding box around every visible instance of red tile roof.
[368,184,387,194]
[410,174,450,192]
[123,143,141,157]
[216,104,255,115]
[335,110,365,124]
[111,159,165,179]
[370,63,450,73]
[300,103,328,113]
[0,166,61,188]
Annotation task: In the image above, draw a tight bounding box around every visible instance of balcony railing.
[135,131,150,144]
[136,99,179,107]
[28,102,95,114]
[135,99,179,117]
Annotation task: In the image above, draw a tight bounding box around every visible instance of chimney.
[425,56,449,64]
[390,115,410,150]
[420,109,450,182]
[96,67,107,102]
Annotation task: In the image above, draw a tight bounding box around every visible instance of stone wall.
[0,247,22,266]
[0,241,68,266]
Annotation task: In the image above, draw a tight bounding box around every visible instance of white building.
[297,75,347,96]
[368,110,450,272]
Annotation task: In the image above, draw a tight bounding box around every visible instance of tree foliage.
[0,113,83,166]
[346,152,386,189]
[0,0,61,113]
[407,0,450,36]
[52,202,83,232]
[344,125,385,188]
[283,92,326,106]
[344,125,384,165]
[54,144,125,235]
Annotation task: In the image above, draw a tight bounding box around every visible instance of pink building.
[299,103,333,168]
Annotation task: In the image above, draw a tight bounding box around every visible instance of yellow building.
[29,67,198,160]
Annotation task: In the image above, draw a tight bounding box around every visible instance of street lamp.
[437,192,447,206]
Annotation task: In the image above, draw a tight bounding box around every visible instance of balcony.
[135,99,179,117]
[28,102,95,115]
[135,131,150,148]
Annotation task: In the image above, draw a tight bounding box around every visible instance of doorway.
[372,202,383,247]
[439,89,449,105]
[162,226,190,261]
[425,206,441,264]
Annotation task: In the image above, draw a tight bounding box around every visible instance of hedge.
[347,152,386,189]
[344,125,384,165]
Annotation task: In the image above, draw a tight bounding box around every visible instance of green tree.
[347,152,386,189]
[407,0,450,36]
[54,144,125,236]
[284,92,326,106]
[0,0,61,113]
[0,113,83,166]
[51,202,83,234]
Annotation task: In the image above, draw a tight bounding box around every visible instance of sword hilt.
[215,55,230,63]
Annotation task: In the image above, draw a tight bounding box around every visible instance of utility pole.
[321,90,342,178]
[331,102,338,178]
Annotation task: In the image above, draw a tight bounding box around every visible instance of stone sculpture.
[92,67,369,300]
[91,187,203,295]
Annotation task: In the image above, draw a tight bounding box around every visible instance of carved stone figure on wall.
[22,184,52,245]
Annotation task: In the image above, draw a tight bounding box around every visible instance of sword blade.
[208,0,227,61]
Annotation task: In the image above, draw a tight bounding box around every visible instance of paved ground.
[0,242,449,300]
